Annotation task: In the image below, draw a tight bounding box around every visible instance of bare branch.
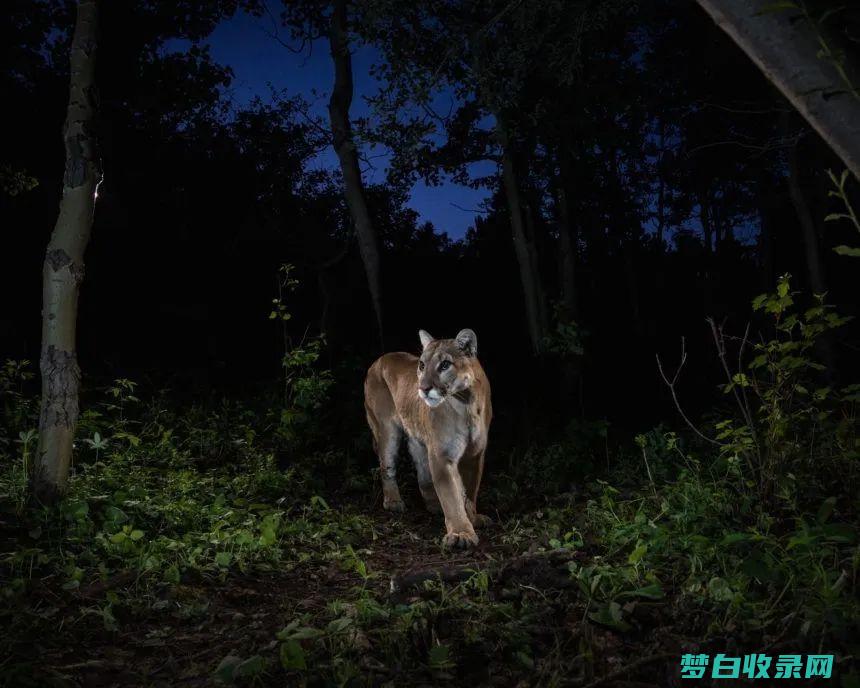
[656,338,722,446]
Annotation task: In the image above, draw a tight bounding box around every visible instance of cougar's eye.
[438,360,451,371]
[418,360,425,371]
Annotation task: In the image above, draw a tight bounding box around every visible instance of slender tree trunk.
[523,192,549,335]
[696,0,860,180]
[786,140,836,375]
[327,0,384,349]
[756,175,775,291]
[656,119,666,248]
[699,192,714,253]
[497,124,546,355]
[34,0,101,504]
[787,141,827,295]
[555,152,578,320]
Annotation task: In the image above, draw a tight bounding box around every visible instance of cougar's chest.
[448,396,486,452]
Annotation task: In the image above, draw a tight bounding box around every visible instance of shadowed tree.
[327,0,385,348]
[34,0,101,503]
[262,0,386,350]
[696,0,860,179]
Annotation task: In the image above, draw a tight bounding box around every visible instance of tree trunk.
[756,175,776,291]
[34,0,101,504]
[656,119,666,248]
[786,140,836,375]
[787,140,827,296]
[497,125,546,356]
[523,193,549,335]
[555,152,578,320]
[327,0,384,349]
[699,192,714,253]
[696,0,860,180]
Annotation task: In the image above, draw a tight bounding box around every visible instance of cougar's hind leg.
[365,366,405,513]
[378,422,405,512]
[460,450,492,527]
[408,437,440,513]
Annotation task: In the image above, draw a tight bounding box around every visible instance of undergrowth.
[0,278,858,686]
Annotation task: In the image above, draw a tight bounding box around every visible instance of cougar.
[364,329,492,548]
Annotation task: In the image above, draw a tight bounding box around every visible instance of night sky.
[175,10,495,240]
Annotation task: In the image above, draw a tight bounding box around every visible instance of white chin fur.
[418,389,444,407]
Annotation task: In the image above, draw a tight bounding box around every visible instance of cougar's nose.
[420,384,433,394]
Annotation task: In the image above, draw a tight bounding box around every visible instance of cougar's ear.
[455,329,477,357]
[418,330,434,350]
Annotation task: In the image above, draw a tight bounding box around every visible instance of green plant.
[268,263,333,442]
[711,275,854,502]
[825,168,860,257]
[543,302,586,357]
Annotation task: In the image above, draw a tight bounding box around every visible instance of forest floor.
[4,485,706,688]
[2,385,855,687]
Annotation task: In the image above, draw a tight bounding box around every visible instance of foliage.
[0,301,858,684]
[825,168,860,257]
[710,275,855,503]
[270,263,334,443]
[543,303,586,358]
[0,164,38,197]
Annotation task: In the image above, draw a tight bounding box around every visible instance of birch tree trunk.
[34,0,101,503]
[498,125,546,355]
[327,0,384,349]
[696,0,860,179]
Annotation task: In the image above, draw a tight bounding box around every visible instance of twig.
[639,445,658,501]
[707,318,761,461]
[655,339,721,445]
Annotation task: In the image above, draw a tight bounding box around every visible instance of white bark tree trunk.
[34,0,101,503]
[696,0,860,179]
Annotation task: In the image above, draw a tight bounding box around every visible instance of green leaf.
[65,500,89,521]
[821,523,855,543]
[235,655,264,678]
[627,544,647,565]
[817,496,837,524]
[288,626,324,641]
[215,551,232,567]
[129,529,145,541]
[428,644,452,668]
[280,640,307,670]
[326,616,353,634]
[588,601,631,632]
[707,576,734,602]
[618,583,664,600]
[834,245,860,257]
[214,654,242,684]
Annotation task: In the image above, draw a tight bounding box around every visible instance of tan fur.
[364,330,492,549]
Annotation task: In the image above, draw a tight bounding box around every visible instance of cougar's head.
[416,329,478,408]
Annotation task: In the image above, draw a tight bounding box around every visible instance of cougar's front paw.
[442,528,479,549]
[383,497,406,513]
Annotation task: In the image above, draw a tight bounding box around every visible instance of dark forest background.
[3,0,858,442]
[3,1,860,686]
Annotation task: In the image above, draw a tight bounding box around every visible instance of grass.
[0,281,858,686]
